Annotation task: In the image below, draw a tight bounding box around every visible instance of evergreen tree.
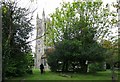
[2,1,34,78]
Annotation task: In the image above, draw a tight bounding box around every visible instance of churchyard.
[2,0,119,81]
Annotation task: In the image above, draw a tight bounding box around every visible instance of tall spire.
[42,8,45,17]
[37,13,39,19]
[36,13,40,31]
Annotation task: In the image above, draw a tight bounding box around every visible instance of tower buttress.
[41,9,45,64]
[36,13,39,37]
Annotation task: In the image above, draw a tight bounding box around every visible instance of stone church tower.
[34,10,48,69]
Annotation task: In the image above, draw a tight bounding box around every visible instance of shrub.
[88,63,99,73]
[47,52,60,72]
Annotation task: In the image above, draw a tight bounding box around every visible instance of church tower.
[35,10,46,68]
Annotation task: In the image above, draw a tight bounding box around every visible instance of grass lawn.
[10,68,120,80]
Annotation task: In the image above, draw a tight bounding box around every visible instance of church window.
[38,49,40,52]
[37,41,40,45]
[38,40,40,43]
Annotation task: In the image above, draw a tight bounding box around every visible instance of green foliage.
[89,62,106,73]
[46,0,112,73]
[46,1,117,46]
[47,39,81,72]
[2,1,34,78]
[97,62,106,71]
[102,39,119,67]
[47,51,60,72]
[26,53,34,74]
[89,63,99,73]
[47,39,105,73]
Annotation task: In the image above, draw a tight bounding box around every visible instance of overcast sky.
[16,0,117,52]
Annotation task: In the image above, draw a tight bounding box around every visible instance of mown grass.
[10,68,120,80]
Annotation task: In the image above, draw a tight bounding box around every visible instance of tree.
[47,39,106,73]
[2,1,34,78]
[46,0,117,73]
[101,38,119,81]
[46,1,117,45]
[102,39,118,65]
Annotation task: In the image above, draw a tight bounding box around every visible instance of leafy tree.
[101,38,119,80]
[102,40,118,65]
[2,1,34,78]
[46,1,117,45]
[46,0,117,73]
[47,40,105,73]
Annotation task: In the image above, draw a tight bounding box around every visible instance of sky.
[16,0,117,53]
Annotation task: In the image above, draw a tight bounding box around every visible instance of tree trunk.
[80,61,88,73]
[65,61,68,72]
[81,64,88,73]
[111,64,116,82]
[72,63,75,72]
[62,61,65,72]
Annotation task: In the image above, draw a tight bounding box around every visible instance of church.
[34,10,50,70]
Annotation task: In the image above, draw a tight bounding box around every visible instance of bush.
[47,52,60,72]
[97,62,106,71]
[88,63,99,73]
[88,62,106,73]
[26,67,33,74]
